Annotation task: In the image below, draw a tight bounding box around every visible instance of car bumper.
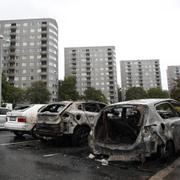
[4,122,34,131]
[0,123,5,129]
[36,123,63,138]
[89,139,158,162]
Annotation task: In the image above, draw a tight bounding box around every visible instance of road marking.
[0,139,39,146]
[149,158,180,180]
[43,153,59,157]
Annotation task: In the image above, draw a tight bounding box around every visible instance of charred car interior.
[95,105,145,145]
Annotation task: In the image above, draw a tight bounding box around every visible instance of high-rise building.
[120,59,161,99]
[0,18,58,102]
[65,46,118,103]
[167,66,180,91]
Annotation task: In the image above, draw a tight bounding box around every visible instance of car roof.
[0,107,9,109]
[109,99,176,106]
[47,101,106,105]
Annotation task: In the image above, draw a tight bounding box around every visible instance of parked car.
[5,104,45,137]
[35,101,106,145]
[89,99,180,162]
[0,107,11,129]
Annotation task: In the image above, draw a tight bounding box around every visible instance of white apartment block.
[120,59,162,99]
[65,46,118,103]
[0,18,58,102]
[167,66,180,91]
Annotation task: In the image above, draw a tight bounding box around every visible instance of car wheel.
[31,125,37,138]
[72,126,90,146]
[13,131,24,138]
[158,140,175,162]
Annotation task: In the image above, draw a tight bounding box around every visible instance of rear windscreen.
[0,108,11,115]
[40,104,66,113]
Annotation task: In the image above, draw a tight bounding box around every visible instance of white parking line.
[43,153,59,157]
[0,139,39,146]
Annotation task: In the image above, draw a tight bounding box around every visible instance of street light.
[0,35,3,107]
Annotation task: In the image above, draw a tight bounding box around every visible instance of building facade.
[120,59,162,99]
[167,66,180,91]
[65,46,118,103]
[0,18,58,102]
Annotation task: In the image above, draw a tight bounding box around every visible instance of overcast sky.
[0,0,180,89]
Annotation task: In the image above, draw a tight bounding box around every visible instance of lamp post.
[0,35,3,107]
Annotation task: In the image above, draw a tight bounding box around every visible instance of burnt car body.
[36,101,106,145]
[89,99,180,161]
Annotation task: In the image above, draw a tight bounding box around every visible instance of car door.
[156,102,180,150]
[82,103,100,126]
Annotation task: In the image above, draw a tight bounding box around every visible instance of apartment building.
[0,18,58,101]
[167,66,180,91]
[65,46,118,103]
[120,59,162,99]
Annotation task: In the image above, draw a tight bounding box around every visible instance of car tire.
[13,131,24,138]
[31,125,37,138]
[72,126,90,146]
[158,140,175,162]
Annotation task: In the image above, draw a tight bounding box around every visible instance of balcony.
[41,60,47,66]
[41,27,47,32]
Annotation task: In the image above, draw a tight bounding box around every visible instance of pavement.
[149,157,180,179]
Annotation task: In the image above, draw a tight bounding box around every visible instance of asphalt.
[1,130,180,179]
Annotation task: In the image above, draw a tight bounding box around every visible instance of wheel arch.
[73,123,91,134]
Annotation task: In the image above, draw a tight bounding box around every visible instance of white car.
[0,107,11,129]
[5,104,45,137]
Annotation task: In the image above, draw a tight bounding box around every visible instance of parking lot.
[0,130,174,180]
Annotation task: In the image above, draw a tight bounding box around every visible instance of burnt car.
[89,99,180,161]
[35,101,106,145]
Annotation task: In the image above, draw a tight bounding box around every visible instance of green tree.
[83,87,108,104]
[2,74,25,105]
[125,87,148,100]
[25,81,50,103]
[170,79,180,101]
[58,76,80,101]
[147,88,169,98]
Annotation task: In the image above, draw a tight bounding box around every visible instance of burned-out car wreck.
[35,101,106,145]
[89,99,180,162]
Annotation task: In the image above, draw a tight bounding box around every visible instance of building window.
[23,42,27,46]
[22,70,27,74]
[30,42,35,46]
[23,23,28,26]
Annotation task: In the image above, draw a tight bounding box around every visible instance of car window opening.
[40,104,66,113]
[95,105,145,145]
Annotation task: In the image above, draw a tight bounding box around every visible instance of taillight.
[17,117,26,123]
